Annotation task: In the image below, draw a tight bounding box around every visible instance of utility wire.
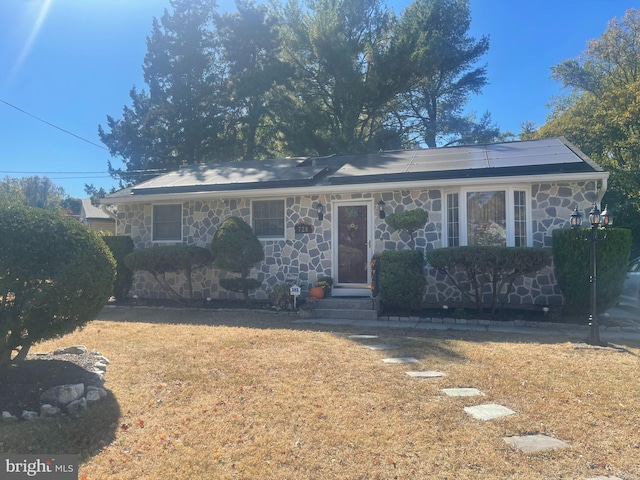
[0,98,108,151]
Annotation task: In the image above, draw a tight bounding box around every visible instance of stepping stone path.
[365,344,396,350]
[443,387,484,397]
[350,333,623,477]
[464,403,515,421]
[382,357,418,364]
[405,371,445,378]
[503,434,570,453]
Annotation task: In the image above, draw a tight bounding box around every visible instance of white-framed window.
[444,187,530,247]
[152,204,182,242]
[252,199,285,239]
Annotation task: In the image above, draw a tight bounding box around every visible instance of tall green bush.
[553,228,632,314]
[124,245,212,302]
[379,250,426,312]
[0,203,115,366]
[210,217,264,303]
[102,235,134,301]
[426,246,551,315]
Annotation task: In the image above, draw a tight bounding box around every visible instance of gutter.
[101,171,609,206]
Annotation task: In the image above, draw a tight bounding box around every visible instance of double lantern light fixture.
[569,204,612,346]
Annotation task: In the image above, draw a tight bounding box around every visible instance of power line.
[0,98,108,151]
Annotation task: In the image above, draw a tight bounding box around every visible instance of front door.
[332,202,372,296]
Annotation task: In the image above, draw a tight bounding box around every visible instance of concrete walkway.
[293,316,640,342]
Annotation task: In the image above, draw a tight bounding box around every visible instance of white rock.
[40,404,61,417]
[86,386,107,398]
[94,355,110,365]
[40,383,85,406]
[66,398,87,417]
[21,410,39,421]
[2,411,18,421]
[93,362,108,371]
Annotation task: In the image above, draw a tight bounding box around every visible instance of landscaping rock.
[40,404,62,417]
[2,411,18,421]
[66,397,87,417]
[54,345,88,355]
[85,387,107,402]
[40,383,85,406]
[21,410,39,421]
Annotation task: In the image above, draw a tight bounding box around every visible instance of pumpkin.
[309,287,325,299]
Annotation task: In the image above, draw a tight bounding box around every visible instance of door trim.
[331,200,373,297]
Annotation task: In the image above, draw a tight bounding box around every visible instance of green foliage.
[210,217,264,302]
[102,236,135,301]
[0,203,115,366]
[101,0,498,183]
[268,283,293,310]
[385,209,429,249]
[539,8,640,256]
[220,277,262,294]
[426,246,551,315]
[313,278,333,296]
[552,228,632,315]
[0,175,69,212]
[124,245,213,301]
[379,250,426,312]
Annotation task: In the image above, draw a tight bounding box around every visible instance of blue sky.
[0,0,635,198]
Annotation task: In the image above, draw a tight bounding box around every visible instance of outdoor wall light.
[378,200,386,219]
[569,204,613,346]
[316,203,324,221]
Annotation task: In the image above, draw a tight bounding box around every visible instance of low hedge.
[426,246,551,315]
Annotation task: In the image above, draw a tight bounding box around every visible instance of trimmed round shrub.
[553,227,632,314]
[102,235,134,301]
[211,217,264,302]
[0,203,116,366]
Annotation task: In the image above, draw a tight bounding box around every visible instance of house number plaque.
[294,223,314,234]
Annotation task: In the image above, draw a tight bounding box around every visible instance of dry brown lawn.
[1,307,639,480]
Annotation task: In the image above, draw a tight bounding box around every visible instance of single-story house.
[80,198,116,233]
[102,137,608,306]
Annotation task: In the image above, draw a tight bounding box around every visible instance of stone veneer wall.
[119,180,598,307]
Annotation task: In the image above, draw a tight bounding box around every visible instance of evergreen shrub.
[552,228,631,314]
[0,203,115,366]
[426,246,550,315]
[379,250,426,312]
[102,235,134,301]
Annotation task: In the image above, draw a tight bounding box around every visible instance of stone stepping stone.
[348,335,379,339]
[443,388,484,397]
[405,371,445,378]
[365,344,396,350]
[464,403,515,421]
[503,434,570,453]
[382,357,418,364]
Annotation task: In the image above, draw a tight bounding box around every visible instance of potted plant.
[313,276,333,297]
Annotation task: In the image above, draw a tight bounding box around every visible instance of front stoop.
[313,297,379,321]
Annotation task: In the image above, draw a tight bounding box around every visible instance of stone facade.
[118,180,598,307]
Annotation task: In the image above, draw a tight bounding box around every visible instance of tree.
[99,0,227,186]
[0,203,115,366]
[0,175,74,213]
[538,8,640,256]
[210,217,264,302]
[391,0,496,147]
[215,0,290,161]
[276,0,404,154]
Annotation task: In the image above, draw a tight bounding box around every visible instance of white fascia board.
[102,171,608,205]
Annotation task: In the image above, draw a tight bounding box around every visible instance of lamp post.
[569,204,612,346]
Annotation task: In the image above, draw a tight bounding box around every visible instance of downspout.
[100,204,118,234]
[595,177,608,207]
